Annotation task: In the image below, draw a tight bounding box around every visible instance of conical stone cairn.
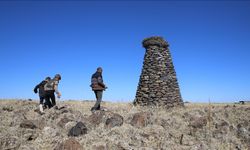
[134,36,183,107]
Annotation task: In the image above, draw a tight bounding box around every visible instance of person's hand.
[57,92,61,98]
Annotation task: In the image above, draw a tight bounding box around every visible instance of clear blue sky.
[0,0,249,103]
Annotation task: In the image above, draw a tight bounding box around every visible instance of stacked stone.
[134,36,183,107]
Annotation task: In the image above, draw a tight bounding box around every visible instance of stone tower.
[134,36,183,107]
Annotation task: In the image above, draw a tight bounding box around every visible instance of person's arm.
[34,81,43,93]
[34,85,39,93]
[54,81,61,98]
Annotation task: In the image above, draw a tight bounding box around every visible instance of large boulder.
[68,122,87,137]
[87,111,105,126]
[105,113,123,128]
[87,110,124,129]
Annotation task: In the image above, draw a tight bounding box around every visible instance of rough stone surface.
[54,138,83,150]
[57,117,72,128]
[134,36,183,107]
[130,112,151,127]
[68,122,87,137]
[87,111,105,126]
[20,120,37,129]
[105,113,123,128]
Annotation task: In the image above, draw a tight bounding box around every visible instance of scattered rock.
[46,109,61,120]
[245,107,250,111]
[20,120,36,129]
[87,110,105,126]
[87,110,124,129]
[1,100,249,150]
[105,113,123,128]
[130,112,151,127]
[57,117,72,128]
[54,138,83,150]
[34,108,40,113]
[2,106,14,112]
[58,106,70,114]
[68,122,87,137]
[65,121,77,131]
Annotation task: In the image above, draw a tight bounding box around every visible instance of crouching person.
[34,77,51,113]
[44,74,62,108]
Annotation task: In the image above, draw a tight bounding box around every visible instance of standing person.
[90,67,107,112]
[44,74,62,108]
[34,77,51,113]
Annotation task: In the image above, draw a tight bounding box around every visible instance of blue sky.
[0,0,249,103]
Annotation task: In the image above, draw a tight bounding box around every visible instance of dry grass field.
[0,99,249,150]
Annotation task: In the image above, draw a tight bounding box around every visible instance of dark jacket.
[91,72,105,91]
[34,80,47,97]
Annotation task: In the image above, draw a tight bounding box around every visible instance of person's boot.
[90,107,96,113]
[39,104,44,113]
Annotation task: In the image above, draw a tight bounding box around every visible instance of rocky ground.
[0,100,249,150]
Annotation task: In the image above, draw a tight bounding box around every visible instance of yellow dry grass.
[0,99,249,150]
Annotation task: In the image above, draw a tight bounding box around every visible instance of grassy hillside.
[0,100,249,150]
